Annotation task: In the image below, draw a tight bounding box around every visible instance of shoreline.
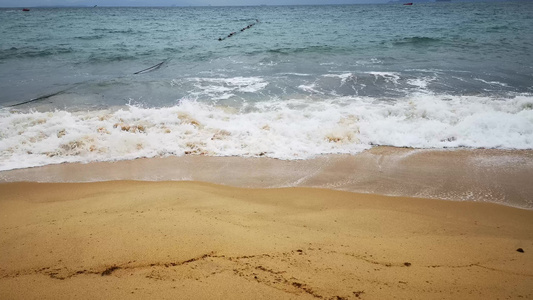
[1,147,532,209]
[1,181,532,299]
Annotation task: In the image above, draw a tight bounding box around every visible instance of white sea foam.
[278,73,312,77]
[298,83,324,94]
[367,72,401,85]
[474,78,509,87]
[1,94,532,171]
[323,73,356,85]
[406,76,436,89]
[173,76,268,100]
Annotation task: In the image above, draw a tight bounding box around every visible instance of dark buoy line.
[218,19,259,41]
[133,59,170,75]
[8,90,67,107]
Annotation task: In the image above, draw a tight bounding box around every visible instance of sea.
[0,2,532,171]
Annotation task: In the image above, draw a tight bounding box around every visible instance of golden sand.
[1,181,532,299]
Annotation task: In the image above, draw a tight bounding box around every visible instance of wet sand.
[1,148,532,299]
[2,147,532,208]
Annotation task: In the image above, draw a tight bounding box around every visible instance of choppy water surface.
[0,2,532,170]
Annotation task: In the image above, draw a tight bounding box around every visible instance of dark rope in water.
[8,88,73,107]
[133,58,170,75]
[218,19,259,41]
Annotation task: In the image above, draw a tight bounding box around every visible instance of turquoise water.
[0,2,532,170]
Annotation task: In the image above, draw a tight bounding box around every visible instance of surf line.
[218,19,259,41]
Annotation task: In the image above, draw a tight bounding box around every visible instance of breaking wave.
[1,93,532,171]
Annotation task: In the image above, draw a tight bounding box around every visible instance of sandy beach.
[1,169,533,299]
[2,1,533,298]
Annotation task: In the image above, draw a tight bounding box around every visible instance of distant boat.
[22,8,30,11]
[403,2,413,5]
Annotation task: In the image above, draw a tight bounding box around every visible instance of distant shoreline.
[2,1,520,9]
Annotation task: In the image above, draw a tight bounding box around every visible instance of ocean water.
[0,2,532,171]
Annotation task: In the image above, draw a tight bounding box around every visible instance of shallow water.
[1,148,532,209]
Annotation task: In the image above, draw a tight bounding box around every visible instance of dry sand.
[1,180,532,299]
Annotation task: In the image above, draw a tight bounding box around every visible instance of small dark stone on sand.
[353,291,365,297]
[516,248,524,253]
[404,262,412,267]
